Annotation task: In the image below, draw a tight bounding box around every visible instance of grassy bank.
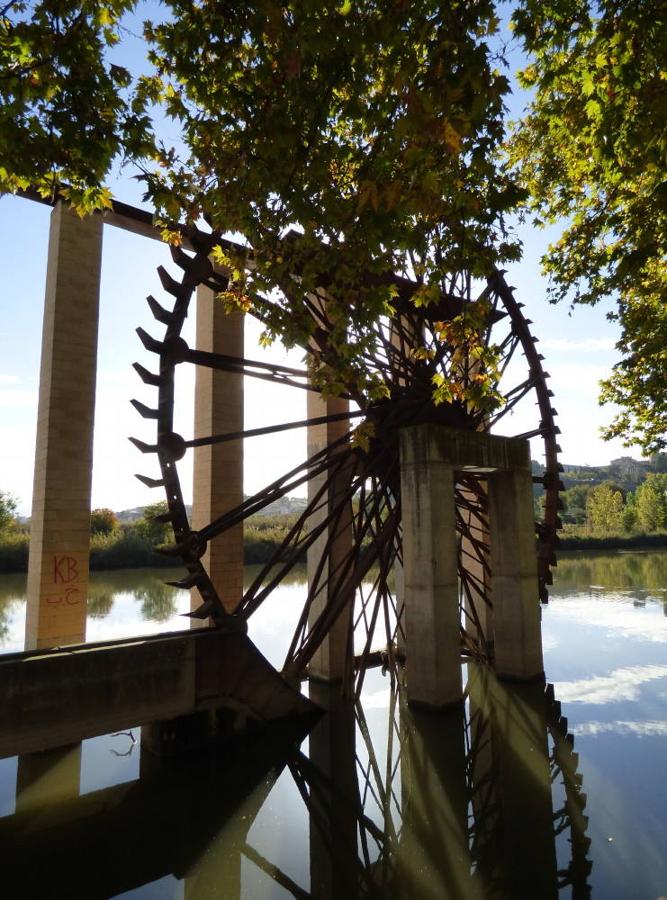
[558,530,667,551]
[0,513,301,574]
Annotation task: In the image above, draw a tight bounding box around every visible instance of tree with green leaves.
[2,0,665,444]
[510,0,666,453]
[635,474,667,532]
[0,490,18,533]
[90,507,118,535]
[134,500,171,546]
[586,482,624,535]
[1,0,525,411]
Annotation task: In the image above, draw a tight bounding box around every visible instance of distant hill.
[115,495,307,522]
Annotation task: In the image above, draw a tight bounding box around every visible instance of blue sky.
[0,10,640,517]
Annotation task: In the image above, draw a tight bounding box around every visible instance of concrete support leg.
[25,203,103,651]
[192,285,244,615]
[307,392,353,682]
[399,429,462,709]
[488,470,544,680]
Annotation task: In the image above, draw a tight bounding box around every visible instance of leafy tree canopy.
[1,0,665,443]
[0,490,18,532]
[509,0,666,452]
[90,506,118,534]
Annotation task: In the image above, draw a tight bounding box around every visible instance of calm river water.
[1,550,666,899]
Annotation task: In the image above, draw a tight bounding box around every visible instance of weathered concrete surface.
[192,281,244,617]
[0,628,317,758]
[400,434,462,709]
[399,423,543,705]
[400,423,532,474]
[26,203,103,650]
[488,469,544,680]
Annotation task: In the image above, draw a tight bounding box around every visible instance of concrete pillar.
[399,428,462,709]
[25,203,103,650]
[192,284,244,615]
[306,391,353,682]
[487,469,544,680]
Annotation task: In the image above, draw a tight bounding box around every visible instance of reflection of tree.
[87,590,114,619]
[0,579,25,646]
[555,550,667,599]
[135,582,178,622]
[0,604,10,644]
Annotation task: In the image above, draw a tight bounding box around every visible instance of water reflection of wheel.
[131,227,561,693]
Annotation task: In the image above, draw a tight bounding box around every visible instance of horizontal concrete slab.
[400,424,531,473]
[0,628,316,758]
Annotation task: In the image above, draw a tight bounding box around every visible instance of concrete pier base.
[400,433,461,709]
[25,203,103,651]
[399,424,544,707]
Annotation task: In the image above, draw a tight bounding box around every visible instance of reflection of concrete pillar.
[467,664,557,900]
[488,470,544,680]
[15,744,82,815]
[26,203,103,650]
[307,392,353,681]
[192,284,244,616]
[308,682,358,900]
[397,700,475,899]
[399,428,462,708]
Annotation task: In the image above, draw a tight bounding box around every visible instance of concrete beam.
[0,629,317,758]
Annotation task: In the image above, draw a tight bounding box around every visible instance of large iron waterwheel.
[131,227,562,696]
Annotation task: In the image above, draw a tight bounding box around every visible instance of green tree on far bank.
[635,475,667,532]
[134,501,171,547]
[586,484,624,535]
[91,507,118,535]
[0,491,18,533]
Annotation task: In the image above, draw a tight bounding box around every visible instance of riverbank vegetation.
[1,487,666,573]
[0,502,301,573]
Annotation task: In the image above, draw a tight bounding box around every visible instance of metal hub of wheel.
[131,226,562,694]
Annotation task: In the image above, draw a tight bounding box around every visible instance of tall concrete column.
[307,391,353,681]
[192,285,244,615]
[399,428,462,709]
[488,469,544,680]
[25,203,103,650]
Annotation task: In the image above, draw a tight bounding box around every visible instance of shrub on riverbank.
[558,530,667,551]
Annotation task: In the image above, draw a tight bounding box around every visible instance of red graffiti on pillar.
[65,587,81,605]
[53,555,79,584]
